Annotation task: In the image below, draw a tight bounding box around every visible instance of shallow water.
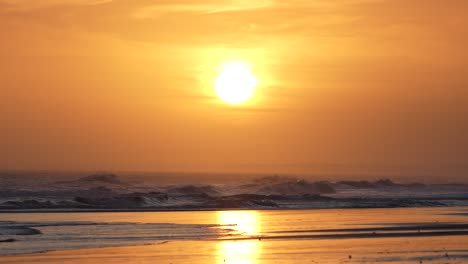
[1,207,468,263]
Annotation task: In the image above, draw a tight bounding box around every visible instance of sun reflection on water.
[217,211,261,264]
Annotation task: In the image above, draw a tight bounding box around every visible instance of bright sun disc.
[215,62,257,105]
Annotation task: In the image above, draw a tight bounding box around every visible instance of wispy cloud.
[1,0,112,7]
[0,0,113,11]
[132,0,274,19]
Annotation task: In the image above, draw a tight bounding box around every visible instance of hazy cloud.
[1,0,468,178]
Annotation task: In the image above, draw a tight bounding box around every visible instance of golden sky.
[1,0,467,179]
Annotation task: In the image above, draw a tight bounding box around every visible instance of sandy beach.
[1,234,468,264]
[2,207,468,263]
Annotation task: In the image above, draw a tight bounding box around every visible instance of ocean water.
[2,173,468,211]
[1,207,468,263]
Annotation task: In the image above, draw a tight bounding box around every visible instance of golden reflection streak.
[216,211,261,264]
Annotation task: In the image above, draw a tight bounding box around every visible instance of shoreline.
[1,205,468,214]
[1,235,468,264]
[1,207,468,263]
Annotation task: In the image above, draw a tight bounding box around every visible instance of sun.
[215,62,257,105]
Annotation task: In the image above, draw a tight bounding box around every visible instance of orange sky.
[1,0,467,180]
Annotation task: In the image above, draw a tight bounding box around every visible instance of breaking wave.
[1,174,468,210]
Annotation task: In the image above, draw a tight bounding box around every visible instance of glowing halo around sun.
[214,62,257,105]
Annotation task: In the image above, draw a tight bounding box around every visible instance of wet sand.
[1,235,468,264]
[1,207,468,263]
